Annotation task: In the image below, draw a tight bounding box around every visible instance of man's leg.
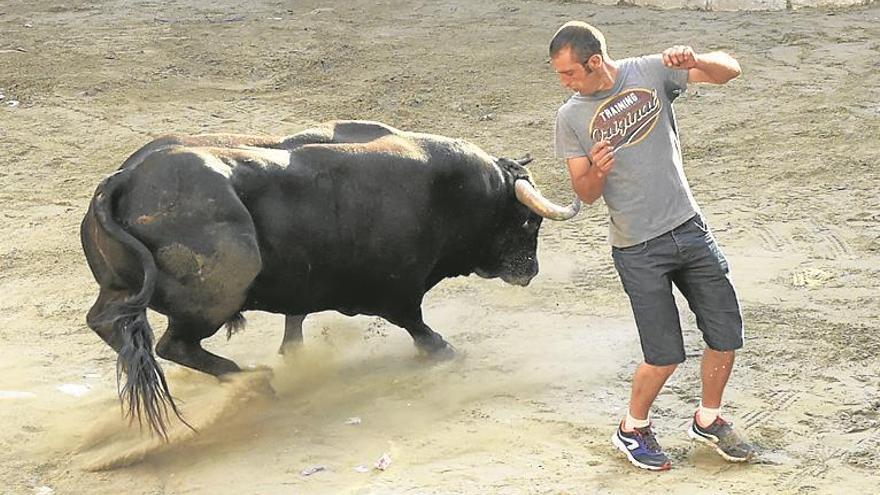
[699,348,735,415]
[628,362,678,426]
[612,360,678,471]
[690,346,753,461]
[672,215,754,461]
[671,216,742,415]
[611,236,683,471]
[613,238,685,426]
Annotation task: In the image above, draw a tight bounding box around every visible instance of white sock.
[697,403,720,427]
[623,411,650,432]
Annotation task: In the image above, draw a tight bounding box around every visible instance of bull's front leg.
[386,307,456,360]
[279,314,307,354]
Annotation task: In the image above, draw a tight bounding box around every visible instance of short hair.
[549,21,608,62]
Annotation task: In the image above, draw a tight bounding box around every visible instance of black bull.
[81,120,580,437]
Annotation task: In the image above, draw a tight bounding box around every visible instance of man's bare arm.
[566,140,615,205]
[662,45,742,85]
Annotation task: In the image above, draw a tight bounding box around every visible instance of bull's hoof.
[278,340,303,356]
[219,366,277,398]
[417,341,457,361]
[156,338,241,376]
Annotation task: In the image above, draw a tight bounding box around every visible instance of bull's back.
[240,138,501,313]
[118,133,292,170]
[251,136,489,259]
[244,148,436,305]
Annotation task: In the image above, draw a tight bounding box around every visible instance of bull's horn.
[514,179,581,221]
[516,154,534,166]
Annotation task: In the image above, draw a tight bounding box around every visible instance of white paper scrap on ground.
[0,391,37,399]
[300,465,326,476]
[374,453,392,471]
[57,384,91,397]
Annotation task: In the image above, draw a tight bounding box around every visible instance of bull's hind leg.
[148,238,259,376]
[156,317,240,376]
[151,253,260,376]
[121,149,263,376]
[148,229,261,377]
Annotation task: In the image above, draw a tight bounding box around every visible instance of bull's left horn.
[516,154,534,166]
[514,179,581,221]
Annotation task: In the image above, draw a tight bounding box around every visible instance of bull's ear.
[516,153,533,166]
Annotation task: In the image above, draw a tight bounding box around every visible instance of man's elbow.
[699,52,742,85]
[718,55,742,84]
[724,61,742,83]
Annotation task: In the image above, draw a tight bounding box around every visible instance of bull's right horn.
[514,179,581,221]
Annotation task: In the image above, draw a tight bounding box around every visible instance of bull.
[80,120,580,437]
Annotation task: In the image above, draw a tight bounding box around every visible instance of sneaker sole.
[687,425,752,462]
[610,431,671,471]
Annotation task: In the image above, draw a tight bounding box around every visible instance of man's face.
[551,47,599,95]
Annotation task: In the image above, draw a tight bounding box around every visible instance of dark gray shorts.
[612,214,744,366]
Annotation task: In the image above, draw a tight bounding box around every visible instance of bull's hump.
[197,146,292,169]
[171,133,284,149]
[304,135,429,162]
[328,120,399,142]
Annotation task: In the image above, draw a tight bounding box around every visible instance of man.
[549,21,755,471]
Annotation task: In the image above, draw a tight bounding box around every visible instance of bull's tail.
[90,170,192,440]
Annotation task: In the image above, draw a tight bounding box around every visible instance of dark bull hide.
[80,120,580,438]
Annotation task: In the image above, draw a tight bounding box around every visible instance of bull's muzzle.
[514,179,581,221]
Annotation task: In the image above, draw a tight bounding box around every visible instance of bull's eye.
[522,219,530,229]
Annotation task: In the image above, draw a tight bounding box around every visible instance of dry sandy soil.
[1,1,879,494]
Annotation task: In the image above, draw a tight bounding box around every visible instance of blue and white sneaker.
[611,422,672,471]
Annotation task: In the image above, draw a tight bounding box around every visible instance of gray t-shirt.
[555,55,700,247]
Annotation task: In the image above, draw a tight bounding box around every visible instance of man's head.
[549,21,612,95]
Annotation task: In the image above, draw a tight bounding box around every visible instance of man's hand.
[590,140,615,179]
[662,45,698,70]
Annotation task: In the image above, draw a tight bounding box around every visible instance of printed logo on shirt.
[589,88,661,151]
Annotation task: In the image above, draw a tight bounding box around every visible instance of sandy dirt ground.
[1,1,879,493]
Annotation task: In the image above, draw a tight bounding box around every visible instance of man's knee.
[640,361,680,376]
[703,325,744,353]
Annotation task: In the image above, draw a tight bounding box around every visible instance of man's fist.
[590,140,615,179]
[662,45,698,69]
